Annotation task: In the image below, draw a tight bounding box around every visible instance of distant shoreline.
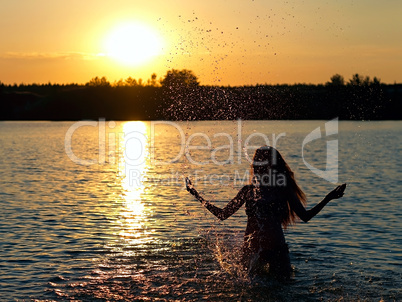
[3,118,400,122]
[1,83,401,121]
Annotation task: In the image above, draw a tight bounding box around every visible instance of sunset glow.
[104,23,164,66]
[0,1,401,85]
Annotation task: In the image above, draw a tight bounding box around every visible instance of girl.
[186,146,346,280]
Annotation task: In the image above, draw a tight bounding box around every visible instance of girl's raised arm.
[186,177,249,221]
[288,184,346,223]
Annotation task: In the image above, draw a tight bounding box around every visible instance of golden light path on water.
[117,121,153,246]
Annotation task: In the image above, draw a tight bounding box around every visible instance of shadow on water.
[46,236,302,302]
[46,234,389,302]
[45,225,383,302]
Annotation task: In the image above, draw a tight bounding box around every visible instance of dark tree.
[348,73,371,86]
[125,77,138,87]
[160,69,200,120]
[326,74,345,86]
[86,76,111,87]
[149,73,158,86]
[160,69,199,90]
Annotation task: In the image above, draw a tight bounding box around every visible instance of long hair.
[250,146,307,228]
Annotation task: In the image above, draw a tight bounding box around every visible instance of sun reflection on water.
[117,121,153,245]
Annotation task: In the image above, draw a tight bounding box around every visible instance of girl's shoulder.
[239,184,255,198]
[241,184,254,192]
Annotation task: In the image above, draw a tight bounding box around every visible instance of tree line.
[0,69,401,120]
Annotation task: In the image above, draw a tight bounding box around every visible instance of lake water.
[0,120,401,301]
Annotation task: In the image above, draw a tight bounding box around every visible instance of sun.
[104,22,163,66]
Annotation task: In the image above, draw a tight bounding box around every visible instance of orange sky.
[0,0,401,86]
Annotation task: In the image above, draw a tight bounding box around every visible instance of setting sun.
[104,22,163,66]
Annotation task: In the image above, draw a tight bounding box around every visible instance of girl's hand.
[326,183,347,200]
[185,177,197,196]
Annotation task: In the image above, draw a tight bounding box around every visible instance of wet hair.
[251,146,307,227]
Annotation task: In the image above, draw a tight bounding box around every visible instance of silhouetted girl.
[186,146,346,280]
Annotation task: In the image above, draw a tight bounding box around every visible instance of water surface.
[0,120,401,301]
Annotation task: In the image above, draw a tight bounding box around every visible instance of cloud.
[0,52,105,61]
